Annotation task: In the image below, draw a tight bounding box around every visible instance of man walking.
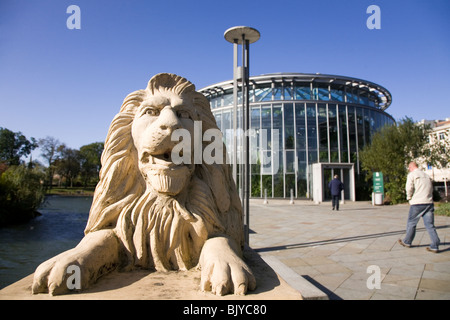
[328,174,344,211]
[399,161,440,253]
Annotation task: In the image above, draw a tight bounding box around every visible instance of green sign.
[373,172,384,193]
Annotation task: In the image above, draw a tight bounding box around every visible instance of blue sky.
[1,0,449,160]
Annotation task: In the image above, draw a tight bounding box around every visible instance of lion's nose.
[158,106,182,133]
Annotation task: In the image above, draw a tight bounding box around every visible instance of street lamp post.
[224,26,260,245]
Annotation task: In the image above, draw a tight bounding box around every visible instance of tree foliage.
[38,136,63,188]
[0,126,104,225]
[37,137,104,188]
[360,117,432,204]
[54,145,81,188]
[79,142,103,187]
[0,127,38,165]
[0,165,46,226]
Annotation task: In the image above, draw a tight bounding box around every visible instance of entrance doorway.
[311,163,355,203]
[323,167,351,201]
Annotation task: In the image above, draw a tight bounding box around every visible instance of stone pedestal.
[0,248,303,300]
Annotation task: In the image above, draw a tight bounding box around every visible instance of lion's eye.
[177,110,190,119]
[144,108,160,116]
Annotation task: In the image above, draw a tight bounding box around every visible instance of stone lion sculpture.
[32,73,256,296]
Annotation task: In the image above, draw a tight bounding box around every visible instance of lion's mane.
[84,74,243,272]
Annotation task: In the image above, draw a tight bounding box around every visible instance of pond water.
[0,195,92,289]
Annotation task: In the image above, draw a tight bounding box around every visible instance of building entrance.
[323,167,351,201]
[311,163,355,203]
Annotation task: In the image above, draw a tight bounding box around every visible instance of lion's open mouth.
[141,150,187,168]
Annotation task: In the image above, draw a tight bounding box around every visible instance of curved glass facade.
[200,73,394,200]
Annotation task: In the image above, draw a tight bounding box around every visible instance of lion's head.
[84,73,243,272]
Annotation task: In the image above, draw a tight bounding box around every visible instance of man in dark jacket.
[328,175,344,211]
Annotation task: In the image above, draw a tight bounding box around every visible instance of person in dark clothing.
[328,175,344,211]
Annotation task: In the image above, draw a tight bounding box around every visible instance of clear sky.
[1,0,449,161]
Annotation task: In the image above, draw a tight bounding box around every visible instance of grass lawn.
[46,187,95,196]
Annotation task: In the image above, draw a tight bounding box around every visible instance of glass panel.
[306,103,317,149]
[250,106,260,129]
[306,103,317,163]
[328,104,339,162]
[364,108,371,146]
[284,103,295,149]
[273,104,283,177]
[223,91,233,106]
[297,149,306,162]
[250,106,261,167]
[317,84,330,101]
[261,175,272,198]
[249,87,254,103]
[285,174,295,198]
[346,87,358,104]
[214,112,222,132]
[318,103,328,162]
[209,96,216,109]
[359,90,369,106]
[347,106,357,162]
[261,151,272,175]
[261,105,271,150]
[273,172,283,197]
[254,84,272,102]
[297,161,307,197]
[330,86,344,102]
[295,103,306,150]
[273,104,283,153]
[338,105,348,162]
[295,84,311,100]
[374,111,381,131]
[273,84,282,101]
[368,94,376,108]
[370,109,376,133]
[285,150,295,173]
[284,85,292,100]
[308,150,318,164]
[356,107,365,150]
[312,87,318,100]
[251,174,261,197]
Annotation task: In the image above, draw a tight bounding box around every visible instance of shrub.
[0,165,45,226]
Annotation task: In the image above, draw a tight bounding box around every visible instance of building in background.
[419,118,450,199]
[200,73,394,202]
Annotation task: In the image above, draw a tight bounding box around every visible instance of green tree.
[79,142,104,187]
[0,165,45,226]
[38,136,62,188]
[54,145,81,188]
[360,117,431,204]
[0,127,38,165]
[424,131,449,175]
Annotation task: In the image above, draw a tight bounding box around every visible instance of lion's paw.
[199,237,256,296]
[32,248,85,296]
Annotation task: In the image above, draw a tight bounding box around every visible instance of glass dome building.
[199,73,394,202]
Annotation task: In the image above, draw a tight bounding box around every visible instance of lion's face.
[131,89,195,196]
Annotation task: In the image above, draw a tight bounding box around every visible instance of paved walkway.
[249,199,450,300]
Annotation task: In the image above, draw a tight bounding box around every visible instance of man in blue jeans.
[329,175,344,211]
[398,162,440,253]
